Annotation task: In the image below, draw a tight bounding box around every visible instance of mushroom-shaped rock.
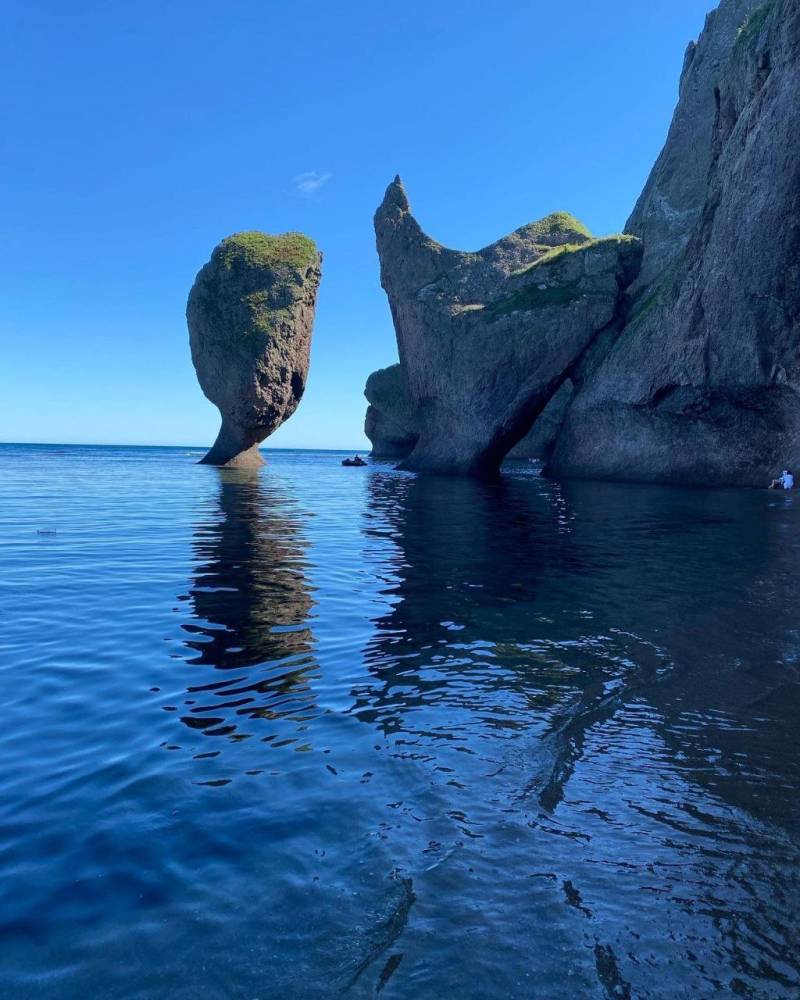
[187,231,322,468]
[374,177,642,476]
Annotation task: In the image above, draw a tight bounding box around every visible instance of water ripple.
[0,444,798,998]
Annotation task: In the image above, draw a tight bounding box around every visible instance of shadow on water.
[175,469,319,744]
[164,464,800,995]
[354,474,671,783]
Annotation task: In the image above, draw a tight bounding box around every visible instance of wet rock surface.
[187,231,322,468]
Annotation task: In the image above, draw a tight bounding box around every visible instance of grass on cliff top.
[513,234,637,277]
[218,231,318,271]
[488,235,638,319]
[518,212,593,241]
[736,2,777,45]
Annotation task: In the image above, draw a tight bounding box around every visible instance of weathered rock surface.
[365,0,799,487]
[188,231,322,468]
[372,178,642,475]
[364,364,418,458]
[508,379,574,460]
[549,0,800,486]
[365,363,572,462]
[625,0,763,295]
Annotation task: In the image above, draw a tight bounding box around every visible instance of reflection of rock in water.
[354,473,594,741]
[355,473,799,816]
[177,470,317,740]
[352,477,612,804]
[353,474,800,995]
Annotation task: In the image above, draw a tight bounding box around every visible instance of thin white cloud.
[293,170,332,197]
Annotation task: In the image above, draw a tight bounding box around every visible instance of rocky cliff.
[364,363,573,462]
[366,0,799,486]
[372,178,641,475]
[188,231,322,468]
[549,0,800,486]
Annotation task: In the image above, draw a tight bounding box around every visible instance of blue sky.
[1,0,712,449]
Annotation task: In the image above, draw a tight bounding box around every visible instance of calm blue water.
[1,443,799,999]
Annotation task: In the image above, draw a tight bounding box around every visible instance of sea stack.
[372,177,641,476]
[187,231,322,468]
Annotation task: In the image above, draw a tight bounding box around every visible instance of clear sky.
[1,0,713,449]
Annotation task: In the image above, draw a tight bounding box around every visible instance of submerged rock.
[549,0,800,486]
[187,231,322,468]
[372,177,641,475]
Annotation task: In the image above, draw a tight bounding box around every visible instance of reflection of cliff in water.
[177,470,317,741]
[352,473,800,992]
[354,473,800,819]
[354,473,608,740]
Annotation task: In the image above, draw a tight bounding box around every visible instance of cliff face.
[625,0,763,295]
[188,232,322,468]
[549,0,800,485]
[365,364,573,463]
[373,178,641,476]
[365,0,799,486]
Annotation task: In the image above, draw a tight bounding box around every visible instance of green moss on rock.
[487,281,585,318]
[489,236,639,319]
[626,259,681,327]
[517,212,593,242]
[218,231,318,271]
[514,234,637,276]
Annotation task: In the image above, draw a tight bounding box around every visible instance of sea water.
[1,443,798,999]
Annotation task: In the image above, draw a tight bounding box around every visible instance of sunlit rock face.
[549,0,800,486]
[187,231,322,468]
[372,177,641,476]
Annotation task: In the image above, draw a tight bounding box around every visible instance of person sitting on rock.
[769,469,794,489]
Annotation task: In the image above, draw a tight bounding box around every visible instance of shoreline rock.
[548,0,800,486]
[364,364,418,458]
[372,177,641,476]
[364,0,800,488]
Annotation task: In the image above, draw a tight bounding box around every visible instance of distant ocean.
[1,443,799,998]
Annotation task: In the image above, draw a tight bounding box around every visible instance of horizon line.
[0,440,370,453]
